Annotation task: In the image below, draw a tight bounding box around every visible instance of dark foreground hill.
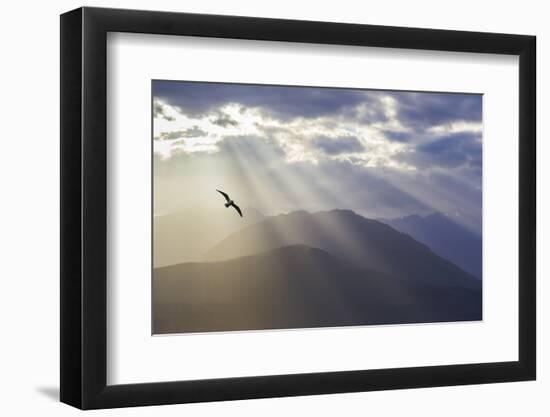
[153,245,482,334]
[204,210,481,291]
[380,212,482,279]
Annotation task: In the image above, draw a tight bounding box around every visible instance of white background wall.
[0,0,545,415]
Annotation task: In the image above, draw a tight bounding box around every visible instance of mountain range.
[205,210,480,290]
[153,209,482,334]
[154,244,481,334]
[380,212,482,279]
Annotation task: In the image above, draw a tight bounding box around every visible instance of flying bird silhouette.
[216,189,243,217]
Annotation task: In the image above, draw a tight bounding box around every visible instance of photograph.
[53,3,538,412]
[152,81,483,335]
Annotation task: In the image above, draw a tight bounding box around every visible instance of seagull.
[216,189,243,217]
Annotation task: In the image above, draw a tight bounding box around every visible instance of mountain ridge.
[380,211,482,278]
[154,243,482,334]
[204,209,480,290]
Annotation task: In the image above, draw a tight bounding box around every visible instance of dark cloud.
[382,127,482,190]
[211,112,239,128]
[388,92,482,131]
[154,82,481,135]
[157,126,207,140]
[153,81,376,120]
[383,130,415,143]
[415,132,482,170]
[311,135,364,155]
[153,101,175,121]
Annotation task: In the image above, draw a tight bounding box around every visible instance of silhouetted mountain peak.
[326,208,359,216]
[205,209,479,290]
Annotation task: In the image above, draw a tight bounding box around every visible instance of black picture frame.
[60,6,536,410]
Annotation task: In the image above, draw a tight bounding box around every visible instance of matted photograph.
[152,81,483,335]
[60,7,536,408]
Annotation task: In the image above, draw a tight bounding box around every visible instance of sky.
[152,81,482,233]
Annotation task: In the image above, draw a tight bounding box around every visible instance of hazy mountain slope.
[154,206,264,267]
[153,245,482,334]
[204,210,480,290]
[380,212,482,279]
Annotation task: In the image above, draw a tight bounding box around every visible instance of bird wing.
[216,189,231,202]
[230,203,243,217]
